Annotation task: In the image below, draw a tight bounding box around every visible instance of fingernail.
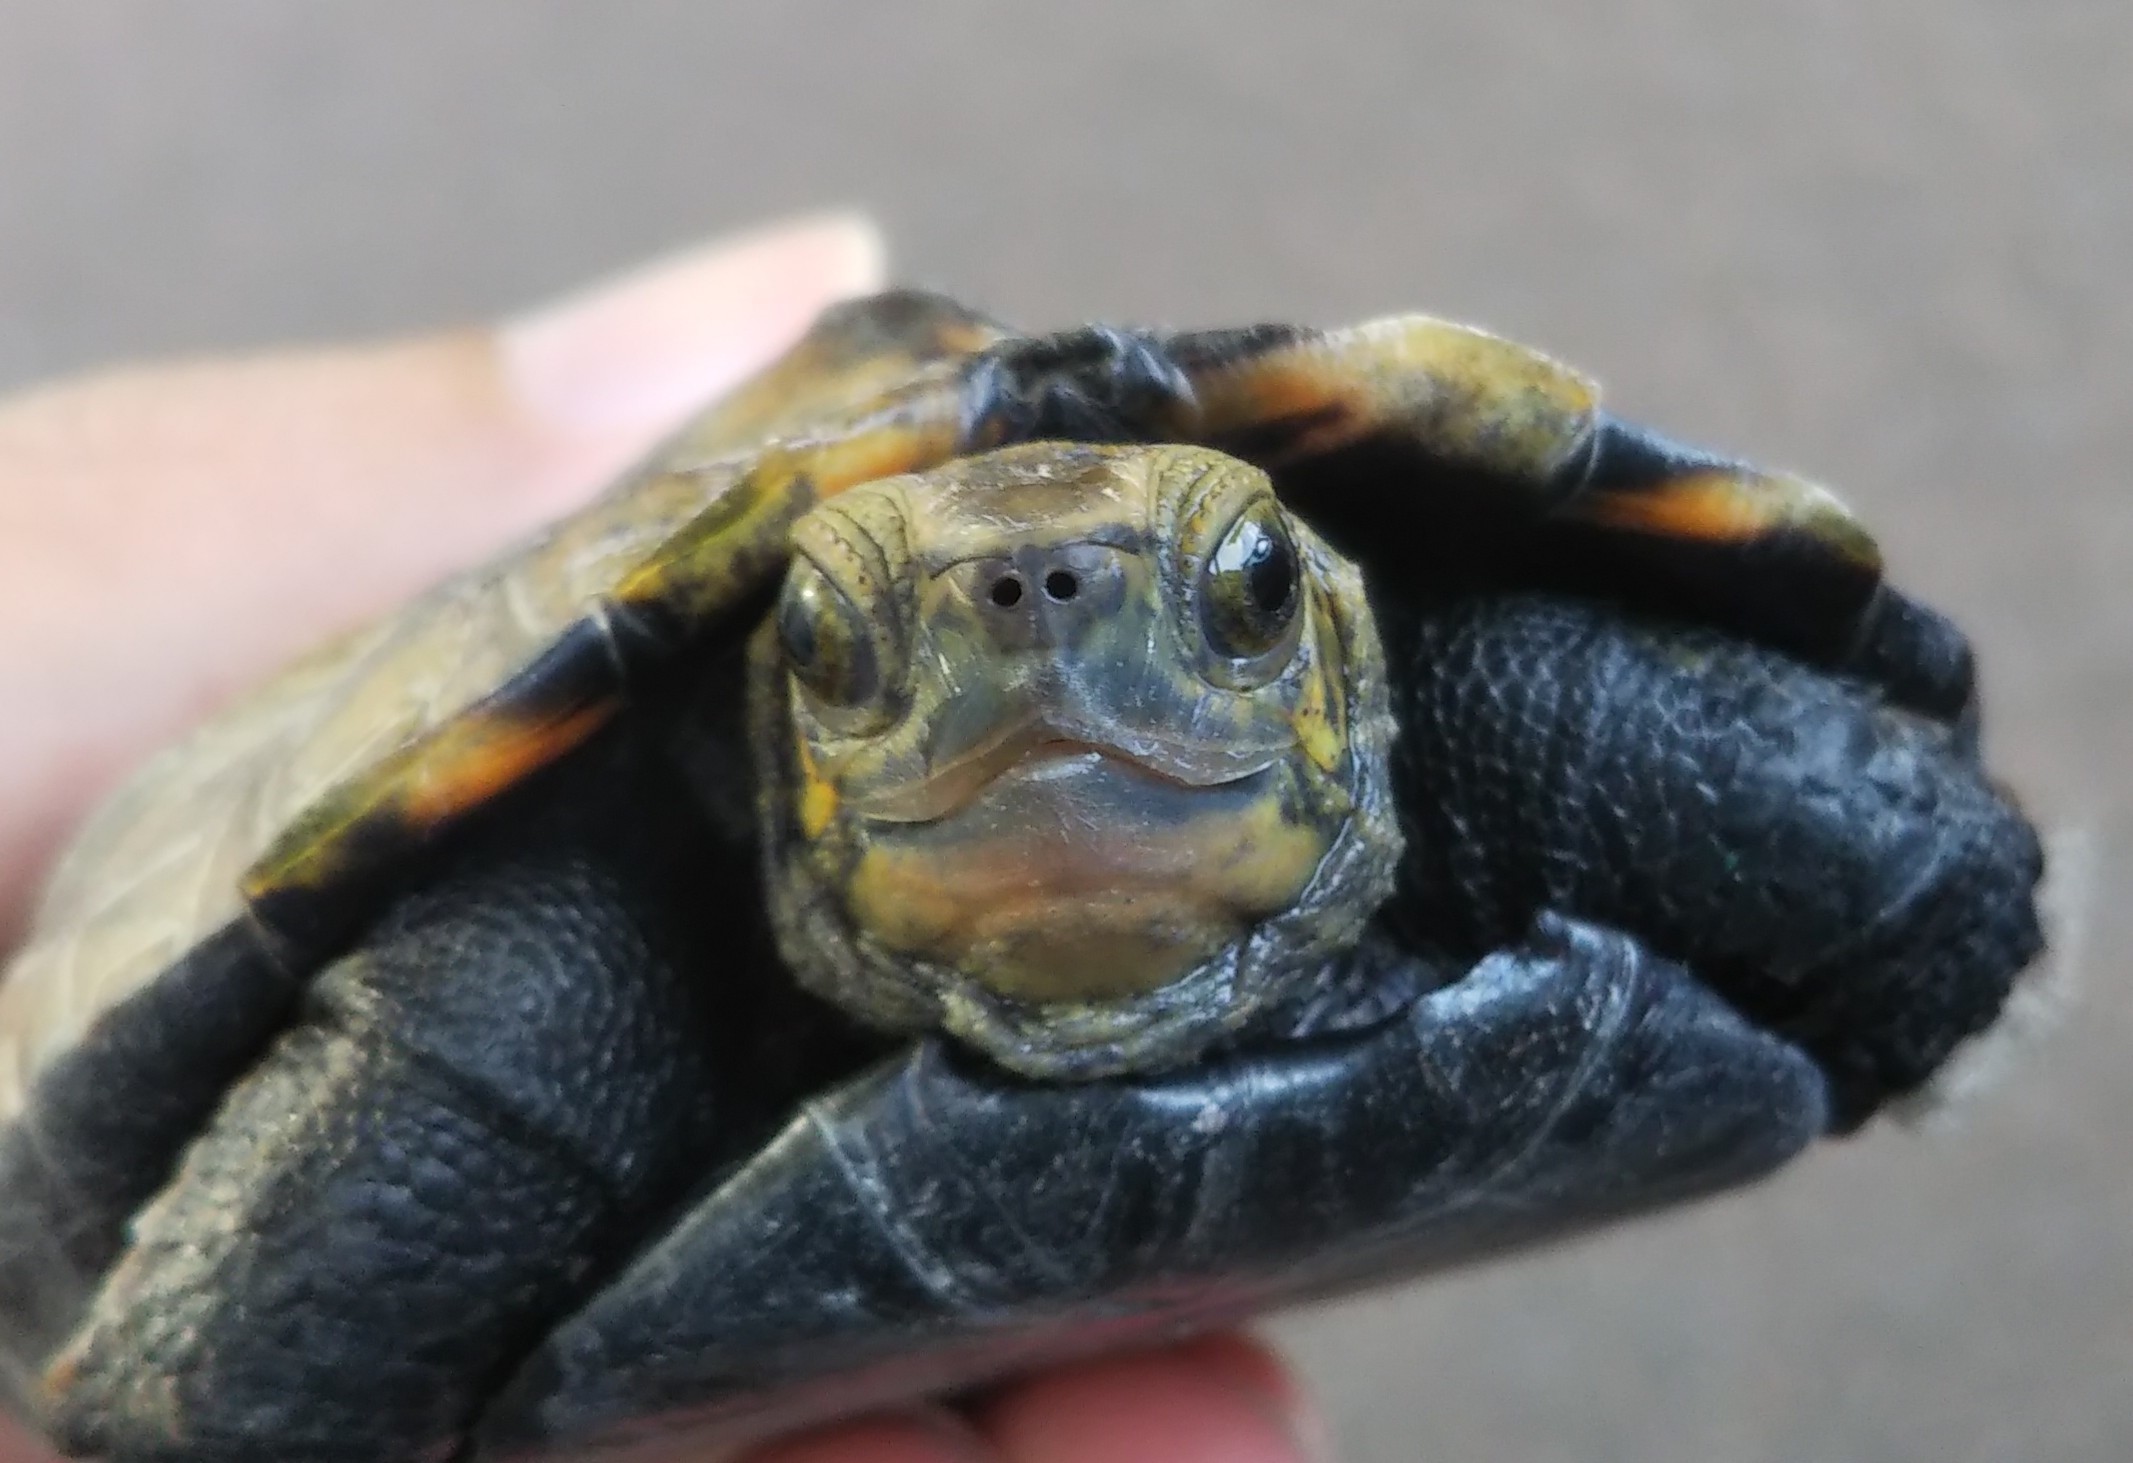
[500,211,886,435]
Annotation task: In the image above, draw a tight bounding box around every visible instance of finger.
[0,1414,58,1463]
[0,212,884,946]
[970,1333,1326,1463]
[739,1408,994,1463]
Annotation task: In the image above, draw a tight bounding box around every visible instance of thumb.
[0,211,886,947]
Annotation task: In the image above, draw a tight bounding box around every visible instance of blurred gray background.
[2,4,2126,1460]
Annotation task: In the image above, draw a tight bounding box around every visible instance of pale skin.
[0,216,1326,1463]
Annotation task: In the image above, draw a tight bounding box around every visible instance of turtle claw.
[1841,587,1982,742]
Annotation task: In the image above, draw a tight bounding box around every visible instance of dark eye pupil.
[1199,505,1303,666]
[779,593,819,669]
[778,565,880,709]
[1243,532,1294,614]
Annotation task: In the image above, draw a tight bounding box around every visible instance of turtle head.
[751,442,1401,1077]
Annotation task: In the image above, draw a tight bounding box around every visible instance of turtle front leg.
[475,921,1824,1461]
[34,745,838,1463]
[1381,592,2043,1124]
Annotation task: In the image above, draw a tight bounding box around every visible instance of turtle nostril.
[989,575,1025,609]
[1043,570,1079,602]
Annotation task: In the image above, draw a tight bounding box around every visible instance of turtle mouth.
[855,722,1291,827]
[833,728,1335,1008]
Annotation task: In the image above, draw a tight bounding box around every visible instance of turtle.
[0,290,2043,1463]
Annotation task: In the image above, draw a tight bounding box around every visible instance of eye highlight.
[778,559,882,710]
[1199,500,1302,665]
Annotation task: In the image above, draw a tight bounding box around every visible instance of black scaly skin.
[44,718,882,1463]
[1373,590,2040,1128]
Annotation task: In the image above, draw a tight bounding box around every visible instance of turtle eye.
[778,560,881,709]
[1199,500,1301,663]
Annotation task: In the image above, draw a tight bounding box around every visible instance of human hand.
[0,1334,1321,1463]
[0,215,1324,1463]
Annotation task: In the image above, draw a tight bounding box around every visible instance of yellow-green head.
[753,442,1402,1077]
